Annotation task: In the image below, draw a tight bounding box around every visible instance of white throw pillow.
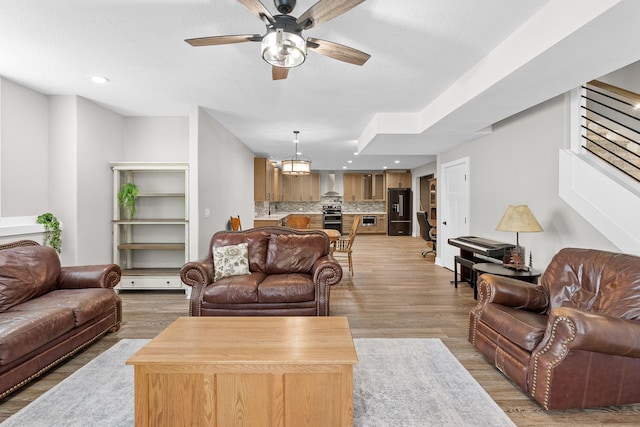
[213,243,250,282]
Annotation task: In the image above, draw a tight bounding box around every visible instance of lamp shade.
[496,205,543,232]
[281,130,311,175]
[281,158,311,175]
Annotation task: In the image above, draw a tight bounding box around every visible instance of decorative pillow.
[213,243,251,282]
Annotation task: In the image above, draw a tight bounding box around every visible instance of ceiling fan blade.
[272,66,289,80]
[296,0,365,30]
[185,34,262,47]
[306,37,370,66]
[237,0,275,25]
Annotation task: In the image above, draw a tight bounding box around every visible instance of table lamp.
[496,205,543,270]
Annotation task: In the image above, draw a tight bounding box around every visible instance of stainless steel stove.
[322,204,342,234]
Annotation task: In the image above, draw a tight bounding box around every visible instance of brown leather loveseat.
[0,240,122,399]
[180,227,342,316]
[469,247,640,410]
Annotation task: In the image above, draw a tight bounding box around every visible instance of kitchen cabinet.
[254,213,321,229]
[345,172,387,201]
[280,173,320,201]
[342,214,355,235]
[376,214,388,234]
[273,167,281,201]
[343,213,387,234]
[363,173,386,200]
[254,217,287,227]
[343,173,363,201]
[373,173,385,200]
[309,214,323,229]
[385,170,412,189]
[111,162,189,292]
[254,158,277,201]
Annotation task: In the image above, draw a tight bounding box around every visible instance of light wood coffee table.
[126,316,358,426]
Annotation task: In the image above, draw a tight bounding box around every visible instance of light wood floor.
[2,235,640,425]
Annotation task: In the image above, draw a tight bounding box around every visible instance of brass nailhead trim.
[0,313,119,400]
[530,315,576,410]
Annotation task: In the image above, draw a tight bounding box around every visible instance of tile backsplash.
[255,200,385,216]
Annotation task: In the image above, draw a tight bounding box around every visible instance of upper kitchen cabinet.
[280,173,320,201]
[385,170,412,189]
[343,173,363,201]
[254,158,276,201]
[346,173,386,201]
[363,173,385,200]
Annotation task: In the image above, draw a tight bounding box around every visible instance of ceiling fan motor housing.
[274,0,296,15]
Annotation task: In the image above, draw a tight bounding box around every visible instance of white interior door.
[439,158,470,271]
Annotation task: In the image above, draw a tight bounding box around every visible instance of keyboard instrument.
[448,236,515,287]
[448,236,514,260]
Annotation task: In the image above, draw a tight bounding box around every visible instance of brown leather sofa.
[180,227,342,316]
[469,247,640,410]
[0,240,122,399]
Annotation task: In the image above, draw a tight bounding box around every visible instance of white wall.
[0,78,49,216]
[191,107,255,259]
[48,96,126,265]
[48,96,78,265]
[76,97,124,264]
[438,94,618,270]
[124,117,188,161]
[1,78,257,267]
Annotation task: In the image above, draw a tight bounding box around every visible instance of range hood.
[323,173,342,197]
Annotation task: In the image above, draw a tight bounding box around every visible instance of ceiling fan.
[185,0,371,80]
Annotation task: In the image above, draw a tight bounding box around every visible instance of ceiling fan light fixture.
[262,29,306,68]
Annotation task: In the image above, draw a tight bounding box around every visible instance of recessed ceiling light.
[383,166,388,169]
[394,160,400,164]
[343,166,347,169]
[635,103,640,109]
[347,160,352,164]
[353,152,359,156]
[89,75,110,84]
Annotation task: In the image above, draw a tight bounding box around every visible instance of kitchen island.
[253,212,322,228]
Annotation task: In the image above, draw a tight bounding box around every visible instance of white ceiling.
[1,0,640,171]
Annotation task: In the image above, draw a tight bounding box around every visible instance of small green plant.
[37,213,62,253]
[118,183,139,220]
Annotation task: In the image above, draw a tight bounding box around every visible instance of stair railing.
[581,80,640,183]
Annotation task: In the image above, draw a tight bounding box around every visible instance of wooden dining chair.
[286,215,311,229]
[230,215,242,231]
[333,214,361,275]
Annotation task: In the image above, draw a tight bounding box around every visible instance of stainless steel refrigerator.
[388,188,412,235]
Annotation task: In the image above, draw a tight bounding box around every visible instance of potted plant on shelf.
[118,183,139,220]
[37,212,62,253]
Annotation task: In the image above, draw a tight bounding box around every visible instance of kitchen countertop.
[255,211,387,221]
[254,212,320,221]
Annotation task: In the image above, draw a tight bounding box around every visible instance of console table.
[472,262,542,299]
[126,316,358,426]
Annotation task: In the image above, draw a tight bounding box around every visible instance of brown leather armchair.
[181,227,342,316]
[469,247,640,410]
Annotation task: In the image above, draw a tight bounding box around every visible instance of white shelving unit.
[111,162,189,293]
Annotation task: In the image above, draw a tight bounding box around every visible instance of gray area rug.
[2,338,514,427]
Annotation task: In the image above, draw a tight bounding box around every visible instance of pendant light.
[281,131,311,175]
